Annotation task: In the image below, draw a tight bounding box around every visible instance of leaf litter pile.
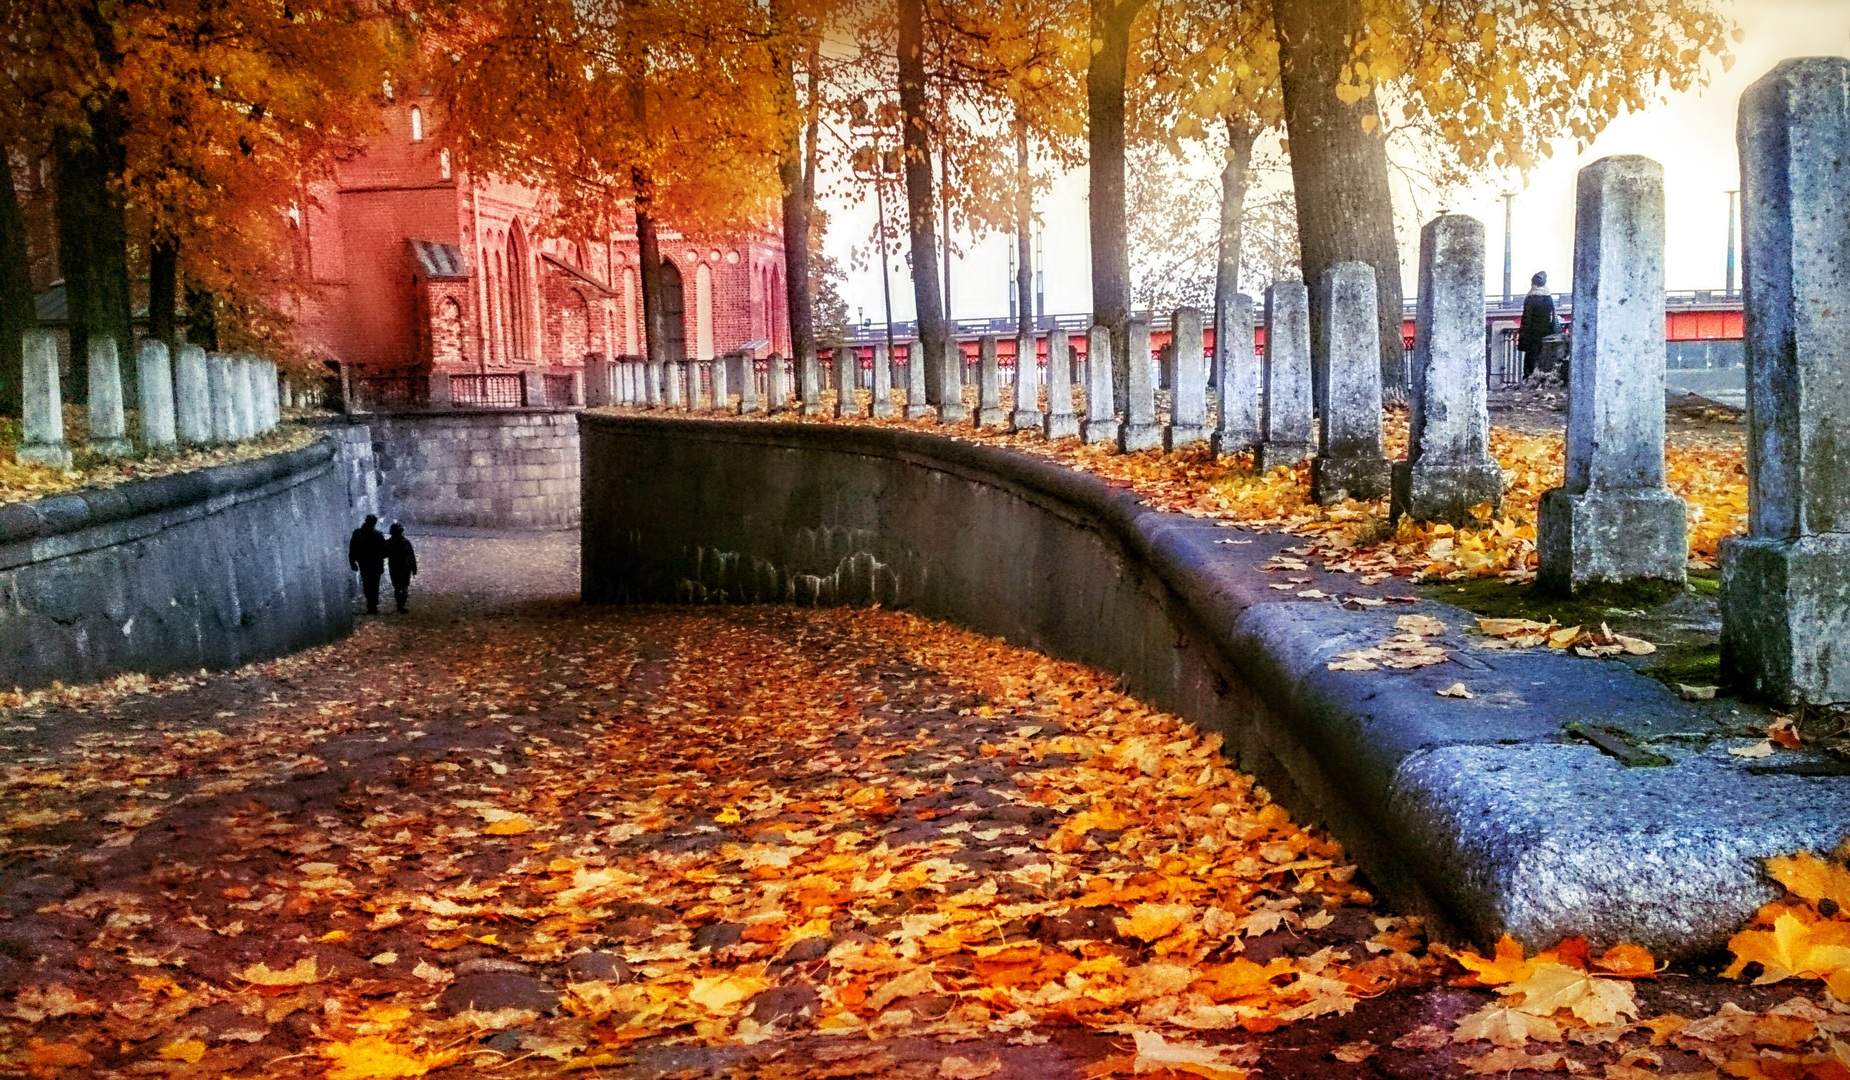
[1,534,1847,1078]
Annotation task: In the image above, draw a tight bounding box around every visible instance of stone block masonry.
[1723,57,1850,705]
[368,410,580,530]
[1538,156,1687,595]
[1394,215,1504,526]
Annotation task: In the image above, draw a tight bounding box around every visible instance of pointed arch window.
[409,107,424,142]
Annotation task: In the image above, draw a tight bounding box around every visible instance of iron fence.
[452,373,524,408]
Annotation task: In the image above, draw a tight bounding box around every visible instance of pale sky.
[823,0,1850,325]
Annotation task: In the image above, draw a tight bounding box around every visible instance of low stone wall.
[367,410,578,529]
[0,440,354,690]
[581,414,1850,958]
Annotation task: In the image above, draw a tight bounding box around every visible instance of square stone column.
[1166,306,1209,451]
[832,346,862,418]
[712,352,730,411]
[1538,156,1687,595]
[799,347,824,416]
[207,353,239,440]
[1213,293,1261,456]
[262,361,281,428]
[17,330,71,468]
[1043,327,1079,440]
[870,341,894,418]
[734,354,758,414]
[767,352,790,413]
[136,340,177,450]
[1310,264,1391,502]
[234,356,261,437]
[936,339,968,424]
[174,344,212,444]
[684,359,700,410]
[1256,282,1314,469]
[1120,318,1162,452]
[84,338,132,456]
[428,371,453,410]
[1723,57,1850,704]
[976,336,1006,427]
[1010,330,1042,432]
[1081,326,1121,444]
[1394,214,1504,525]
[903,341,932,419]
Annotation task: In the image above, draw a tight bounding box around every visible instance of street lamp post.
[1725,189,1739,297]
[1501,192,1516,305]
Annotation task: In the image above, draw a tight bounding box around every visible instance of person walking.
[1517,271,1560,380]
[384,522,418,614]
[348,514,387,614]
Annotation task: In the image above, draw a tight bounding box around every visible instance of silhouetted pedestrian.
[384,522,418,613]
[1518,271,1560,379]
[348,514,387,614]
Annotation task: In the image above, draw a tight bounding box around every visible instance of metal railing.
[451,373,525,408]
[353,376,427,410]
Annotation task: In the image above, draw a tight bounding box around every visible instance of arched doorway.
[659,259,686,361]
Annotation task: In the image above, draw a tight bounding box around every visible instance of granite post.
[1043,327,1079,440]
[767,352,790,413]
[1722,57,1850,704]
[976,336,1006,427]
[1393,215,1504,524]
[207,352,239,441]
[1310,264,1391,502]
[1166,306,1209,451]
[833,346,864,418]
[261,361,281,429]
[685,359,701,410]
[1538,156,1687,595]
[1081,326,1120,444]
[16,330,72,468]
[84,338,132,456]
[1213,293,1261,456]
[136,340,177,449]
[234,356,260,436]
[735,354,759,414]
[1119,318,1162,452]
[1011,331,1042,431]
[1256,284,1314,469]
[937,339,968,424]
[904,341,932,419]
[712,352,730,411]
[799,347,824,416]
[175,345,212,444]
[870,341,895,418]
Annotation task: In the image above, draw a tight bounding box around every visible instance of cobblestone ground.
[0,533,1817,1079]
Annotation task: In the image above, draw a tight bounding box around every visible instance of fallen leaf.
[1730,741,1777,759]
[157,1039,208,1064]
[1437,682,1473,699]
[238,957,320,987]
[320,1035,461,1079]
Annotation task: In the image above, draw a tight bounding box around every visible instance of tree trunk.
[185,284,218,351]
[1213,120,1256,389]
[149,235,178,348]
[896,0,948,402]
[0,156,33,418]
[1274,0,1406,404]
[1014,112,1033,340]
[1088,0,1145,408]
[773,12,814,378]
[54,115,136,405]
[634,166,668,368]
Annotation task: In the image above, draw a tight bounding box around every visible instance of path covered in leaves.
[2,532,1848,1079]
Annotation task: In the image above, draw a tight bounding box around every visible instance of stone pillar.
[518,369,543,409]
[429,370,453,410]
[937,339,968,424]
[135,339,177,450]
[712,352,730,411]
[175,344,212,444]
[1011,331,1042,431]
[1256,283,1314,469]
[735,354,759,414]
[870,341,894,418]
[1310,264,1391,502]
[262,361,281,429]
[1394,215,1503,524]
[16,330,71,468]
[1722,58,1850,703]
[832,346,863,418]
[799,347,824,416]
[668,361,687,409]
[1120,318,1162,452]
[83,338,132,456]
[684,359,700,410]
[1081,326,1121,445]
[207,352,239,440]
[767,352,790,413]
[904,341,932,419]
[1538,156,1687,595]
[570,370,586,408]
[1166,307,1210,451]
[1043,327,1079,440]
[1213,294,1260,456]
[233,356,260,438]
[973,336,1005,427]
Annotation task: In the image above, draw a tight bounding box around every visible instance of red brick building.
[292,95,787,378]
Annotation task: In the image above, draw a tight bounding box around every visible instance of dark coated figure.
[348,514,387,614]
[384,522,418,614]
[1518,270,1560,379]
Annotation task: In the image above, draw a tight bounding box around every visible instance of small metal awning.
[410,240,469,280]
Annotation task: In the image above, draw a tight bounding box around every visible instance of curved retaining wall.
[0,440,354,690]
[367,410,579,529]
[581,414,1850,956]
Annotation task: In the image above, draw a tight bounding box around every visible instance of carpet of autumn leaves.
[3,533,1849,1079]
[667,386,1749,586]
[0,412,318,507]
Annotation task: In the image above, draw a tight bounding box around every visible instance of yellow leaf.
[715,807,742,824]
[1130,1029,1251,1080]
[1767,853,1850,911]
[158,1039,207,1064]
[1452,1002,1564,1047]
[1451,935,1535,986]
[483,816,534,836]
[238,957,320,986]
[1114,903,1194,943]
[686,972,772,1014]
[321,1035,461,1080]
[1502,962,1638,1025]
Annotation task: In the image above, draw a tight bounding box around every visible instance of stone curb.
[581,414,1850,958]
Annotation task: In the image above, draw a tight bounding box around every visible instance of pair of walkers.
[348,515,418,614]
